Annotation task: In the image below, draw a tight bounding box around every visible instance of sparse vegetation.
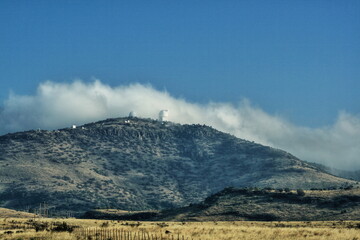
[0,117,357,215]
[2,117,360,239]
[84,187,360,222]
[296,189,305,196]
[1,218,360,240]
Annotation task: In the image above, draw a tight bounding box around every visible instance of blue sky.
[1,1,360,169]
[1,0,359,127]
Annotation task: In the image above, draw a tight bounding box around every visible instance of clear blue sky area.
[1,0,359,127]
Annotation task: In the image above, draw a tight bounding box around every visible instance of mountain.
[303,161,360,182]
[167,187,360,221]
[332,169,360,181]
[87,187,360,221]
[0,117,355,216]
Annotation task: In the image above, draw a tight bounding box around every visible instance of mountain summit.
[0,117,353,215]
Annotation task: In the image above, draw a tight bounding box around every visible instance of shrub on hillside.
[297,189,305,196]
[51,221,77,232]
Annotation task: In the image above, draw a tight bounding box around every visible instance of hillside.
[162,187,360,221]
[0,117,355,216]
[0,208,37,218]
[85,187,360,221]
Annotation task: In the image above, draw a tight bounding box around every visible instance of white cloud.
[1,80,359,170]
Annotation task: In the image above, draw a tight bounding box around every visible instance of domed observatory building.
[158,110,169,122]
[129,111,137,118]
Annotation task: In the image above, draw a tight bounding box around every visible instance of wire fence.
[77,228,192,240]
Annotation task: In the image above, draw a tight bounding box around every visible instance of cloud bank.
[1,80,359,170]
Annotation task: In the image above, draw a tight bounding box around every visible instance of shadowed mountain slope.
[88,187,360,221]
[0,117,355,215]
[156,187,360,221]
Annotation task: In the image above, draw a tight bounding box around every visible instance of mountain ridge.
[0,117,355,216]
[83,187,360,221]
[85,187,360,221]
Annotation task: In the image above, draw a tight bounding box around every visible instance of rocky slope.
[85,187,360,221]
[159,187,360,221]
[0,117,355,216]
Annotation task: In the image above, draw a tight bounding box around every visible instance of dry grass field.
[1,217,360,240]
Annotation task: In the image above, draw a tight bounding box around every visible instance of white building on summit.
[159,110,169,122]
[129,111,137,118]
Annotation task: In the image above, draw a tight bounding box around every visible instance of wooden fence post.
[75,227,189,240]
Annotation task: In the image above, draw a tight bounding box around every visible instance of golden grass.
[0,208,37,218]
[0,218,360,240]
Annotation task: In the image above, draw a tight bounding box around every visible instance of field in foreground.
[1,218,360,240]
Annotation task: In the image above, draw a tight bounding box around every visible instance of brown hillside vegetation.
[0,117,356,216]
[0,208,37,218]
[1,218,360,240]
[85,187,360,222]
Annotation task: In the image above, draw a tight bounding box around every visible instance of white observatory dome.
[129,111,137,118]
[159,110,169,122]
